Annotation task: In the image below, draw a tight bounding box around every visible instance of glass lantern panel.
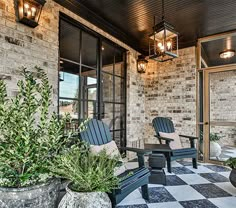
[149,28,177,42]
[21,0,42,22]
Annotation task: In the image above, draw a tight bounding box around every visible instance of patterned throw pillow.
[90,141,126,176]
[159,132,183,150]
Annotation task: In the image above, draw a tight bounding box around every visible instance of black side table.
[148,153,166,185]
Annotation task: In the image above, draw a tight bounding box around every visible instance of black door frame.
[58,13,127,148]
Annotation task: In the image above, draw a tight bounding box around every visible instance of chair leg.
[167,156,172,173]
[141,184,149,201]
[192,157,197,169]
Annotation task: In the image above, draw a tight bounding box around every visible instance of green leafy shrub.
[225,157,236,169]
[50,144,119,193]
[0,67,71,188]
[209,133,221,142]
[200,132,221,142]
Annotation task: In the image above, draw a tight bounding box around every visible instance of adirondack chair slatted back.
[152,117,175,135]
[80,119,112,145]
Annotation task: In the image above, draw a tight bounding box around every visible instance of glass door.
[58,17,127,148]
[101,41,126,148]
[59,19,99,132]
[203,65,236,163]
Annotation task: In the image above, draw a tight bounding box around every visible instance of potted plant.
[0,67,71,208]
[209,133,222,159]
[199,132,221,159]
[50,144,120,208]
[225,157,236,188]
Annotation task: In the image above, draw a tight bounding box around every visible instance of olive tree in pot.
[225,157,236,188]
[50,144,120,208]
[0,67,71,208]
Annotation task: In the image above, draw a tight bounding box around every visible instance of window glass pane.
[102,103,113,129]
[80,100,97,119]
[112,130,125,148]
[115,48,125,77]
[81,31,97,67]
[115,77,125,103]
[59,99,79,135]
[80,66,97,101]
[60,20,80,63]
[59,71,79,99]
[102,73,113,102]
[87,88,96,100]
[102,41,115,74]
[87,77,97,85]
[81,66,97,79]
[114,104,125,130]
[59,99,78,120]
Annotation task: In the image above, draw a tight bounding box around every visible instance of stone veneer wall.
[143,47,197,147]
[210,70,236,146]
[126,51,146,158]
[0,0,144,157]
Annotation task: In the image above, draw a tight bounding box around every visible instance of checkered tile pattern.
[116,160,236,208]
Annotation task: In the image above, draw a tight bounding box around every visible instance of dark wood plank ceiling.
[202,35,236,67]
[55,0,236,57]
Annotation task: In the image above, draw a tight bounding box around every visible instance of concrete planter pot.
[0,179,60,208]
[210,141,222,158]
[59,185,112,208]
[229,169,236,188]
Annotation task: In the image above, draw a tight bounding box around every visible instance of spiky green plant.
[0,67,71,188]
[225,157,236,169]
[50,144,119,193]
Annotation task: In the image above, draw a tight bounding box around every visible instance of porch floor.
[117,160,236,208]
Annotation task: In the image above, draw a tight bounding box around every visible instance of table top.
[144,143,172,152]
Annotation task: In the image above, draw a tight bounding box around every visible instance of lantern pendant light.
[149,0,179,62]
[17,0,46,28]
[137,55,148,73]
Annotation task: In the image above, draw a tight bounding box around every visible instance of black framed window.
[59,15,127,148]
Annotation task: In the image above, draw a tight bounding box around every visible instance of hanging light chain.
[162,0,165,20]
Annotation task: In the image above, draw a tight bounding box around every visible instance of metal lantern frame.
[137,55,148,73]
[149,0,179,62]
[17,0,46,28]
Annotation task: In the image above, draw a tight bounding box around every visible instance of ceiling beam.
[53,0,144,54]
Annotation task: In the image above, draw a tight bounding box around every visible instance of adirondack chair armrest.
[120,147,152,167]
[120,147,151,155]
[154,135,174,145]
[179,135,198,140]
[179,135,198,148]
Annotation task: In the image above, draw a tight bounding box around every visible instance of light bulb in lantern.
[24,3,29,16]
[31,7,36,19]
[157,42,164,52]
[167,41,172,50]
[157,42,162,48]
[27,10,31,18]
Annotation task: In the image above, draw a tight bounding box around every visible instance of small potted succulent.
[225,157,236,188]
[50,144,120,208]
[0,67,71,208]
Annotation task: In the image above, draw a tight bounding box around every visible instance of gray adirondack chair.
[79,119,150,207]
[152,117,198,173]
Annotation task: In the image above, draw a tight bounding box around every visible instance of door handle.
[204,122,209,125]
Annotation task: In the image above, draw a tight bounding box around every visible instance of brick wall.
[0,0,143,156]
[210,70,236,146]
[143,47,197,147]
[126,51,146,158]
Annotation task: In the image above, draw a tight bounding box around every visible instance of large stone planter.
[0,179,60,208]
[59,185,112,208]
[229,168,236,188]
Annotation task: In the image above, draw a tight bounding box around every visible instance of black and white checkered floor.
[116,160,236,208]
